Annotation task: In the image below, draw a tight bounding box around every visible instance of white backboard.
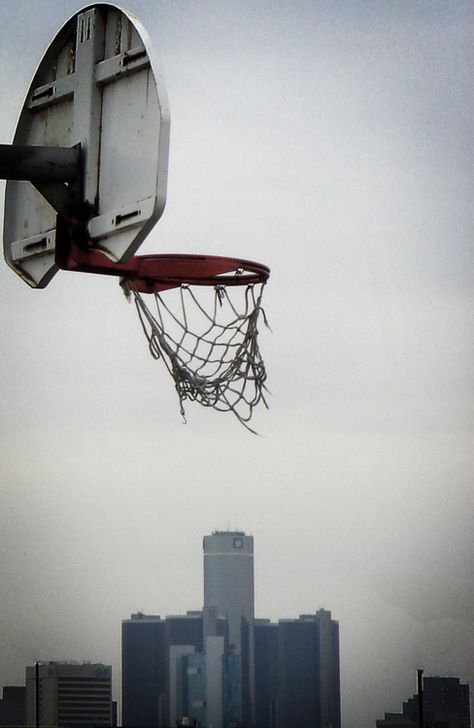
[3,3,170,288]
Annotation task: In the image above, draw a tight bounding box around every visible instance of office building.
[178,638,241,728]
[25,662,112,728]
[203,530,254,724]
[122,534,342,728]
[181,652,207,728]
[122,609,236,728]
[203,531,254,651]
[422,677,471,726]
[376,676,471,728]
[122,611,206,727]
[222,653,241,728]
[254,620,278,728]
[0,686,25,726]
[254,610,341,728]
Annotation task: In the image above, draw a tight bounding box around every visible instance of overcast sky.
[0,2,472,727]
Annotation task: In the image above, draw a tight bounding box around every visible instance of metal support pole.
[417,669,424,728]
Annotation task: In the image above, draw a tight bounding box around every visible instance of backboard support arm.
[55,217,270,295]
[0,143,83,219]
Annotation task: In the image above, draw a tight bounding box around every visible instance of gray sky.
[0,1,472,727]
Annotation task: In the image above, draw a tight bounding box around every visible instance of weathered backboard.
[3,3,170,288]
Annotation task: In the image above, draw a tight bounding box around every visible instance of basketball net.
[123,281,270,433]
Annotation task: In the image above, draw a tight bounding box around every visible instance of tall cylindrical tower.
[203,530,255,724]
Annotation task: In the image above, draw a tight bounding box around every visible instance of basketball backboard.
[3,3,170,288]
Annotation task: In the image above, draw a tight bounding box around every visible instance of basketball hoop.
[120,254,271,433]
[56,229,271,431]
[0,3,271,432]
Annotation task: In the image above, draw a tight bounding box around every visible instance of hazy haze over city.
[0,2,472,727]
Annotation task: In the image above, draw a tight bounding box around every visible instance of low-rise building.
[25,662,113,728]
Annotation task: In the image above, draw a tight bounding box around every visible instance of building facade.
[254,620,278,728]
[376,676,471,728]
[122,611,206,727]
[0,686,25,727]
[203,530,255,724]
[254,610,341,728]
[181,653,207,728]
[422,677,471,728]
[122,610,238,728]
[178,638,241,728]
[25,662,112,728]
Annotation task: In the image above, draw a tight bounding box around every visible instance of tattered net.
[123,280,270,433]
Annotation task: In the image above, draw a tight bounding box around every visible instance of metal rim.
[130,253,270,293]
[55,227,270,293]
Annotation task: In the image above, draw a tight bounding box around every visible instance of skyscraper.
[254,620,278,728]
[203,531,254,650]
[203,530,255,724]
[121,535,342,728]
[122,611,205,727]
[254,610,341,728]
[121,609,236,728]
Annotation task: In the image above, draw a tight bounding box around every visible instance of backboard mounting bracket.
[0,143,84,220]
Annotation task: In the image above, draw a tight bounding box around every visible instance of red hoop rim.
[129,254,270,293]
[55,226,270,294]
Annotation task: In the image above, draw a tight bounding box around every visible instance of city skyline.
[0,529,469,727]
[111,528,341,728]
[0,2,472,728]
[1,665,469,728]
